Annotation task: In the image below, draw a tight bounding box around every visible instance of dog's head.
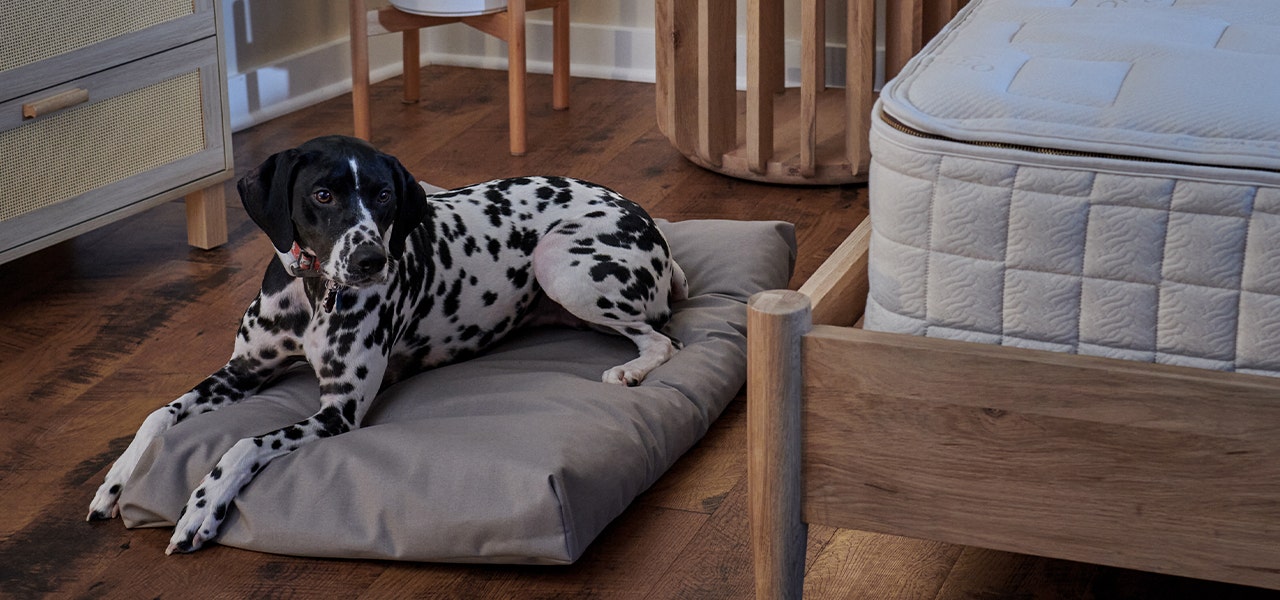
[238,135,427,287]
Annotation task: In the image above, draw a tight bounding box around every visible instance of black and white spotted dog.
[87,135,687,554]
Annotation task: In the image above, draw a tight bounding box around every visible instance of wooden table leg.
[350,0,372,140]
[507,0,528,155]
[552,0,570,110]
[403,29,421,104]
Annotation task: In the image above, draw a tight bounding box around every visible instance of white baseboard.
[226,18,873,133]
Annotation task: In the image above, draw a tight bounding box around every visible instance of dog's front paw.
[86,480,124,521]
[166,486,228,555]
[88,403,190,522]
[165,438,263,554]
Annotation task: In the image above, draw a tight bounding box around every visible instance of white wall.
[224,0,863,132]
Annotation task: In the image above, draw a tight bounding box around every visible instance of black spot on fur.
[506,227,539,255]
[507,266,530,288]
[437,239,453,269]
[590,257,630,284]
[443,279,463,316]
[319,382,356,396]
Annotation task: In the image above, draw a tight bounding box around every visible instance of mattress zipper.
[879,111,1280,174]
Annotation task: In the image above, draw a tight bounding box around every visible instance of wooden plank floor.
[0,66,1271,599]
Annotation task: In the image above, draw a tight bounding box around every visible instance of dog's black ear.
[238,149,301,254]
[387,155,428,255]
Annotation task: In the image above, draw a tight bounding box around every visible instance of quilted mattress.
[865,0,1280,375]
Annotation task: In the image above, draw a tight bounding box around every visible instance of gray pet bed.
[118,218,796,563]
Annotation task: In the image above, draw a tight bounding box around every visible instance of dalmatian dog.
[87,135,688,554]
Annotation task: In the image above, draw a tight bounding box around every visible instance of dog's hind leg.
[531,221,683,386]
[596,322,681,386]
[88,291,305,521]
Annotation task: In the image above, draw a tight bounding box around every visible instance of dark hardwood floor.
[0,66,1272,599]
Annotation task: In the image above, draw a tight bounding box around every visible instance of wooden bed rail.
[748,290,1280,596]
[800,326,1280,591]
[797,216,870,328]
[748,216,1280,597]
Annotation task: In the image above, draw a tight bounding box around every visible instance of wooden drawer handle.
[23,88,90,119]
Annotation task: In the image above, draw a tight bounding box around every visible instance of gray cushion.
[118,218,796,563]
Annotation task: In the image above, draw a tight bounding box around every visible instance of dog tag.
[323,281,339,312]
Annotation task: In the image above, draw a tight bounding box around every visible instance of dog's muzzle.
[348,245,388,281]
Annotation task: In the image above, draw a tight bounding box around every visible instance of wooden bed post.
[747,290,812,600]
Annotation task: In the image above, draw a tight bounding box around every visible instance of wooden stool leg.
[403,29,421,104]
[507,0,528,155]
[552,0,570,110]
[350,0,372,140]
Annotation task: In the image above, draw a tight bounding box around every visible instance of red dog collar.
[287,242,324,278]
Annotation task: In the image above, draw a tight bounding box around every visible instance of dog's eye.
[313,189,333,204]
[377,189,392,203]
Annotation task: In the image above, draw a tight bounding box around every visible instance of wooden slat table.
[655,0,966,185]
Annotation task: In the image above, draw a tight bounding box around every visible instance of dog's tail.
[669,259,690,303]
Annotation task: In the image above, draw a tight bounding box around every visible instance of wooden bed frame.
[746,217,1280,598]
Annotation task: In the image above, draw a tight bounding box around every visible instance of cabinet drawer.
[0,1,217,103]
[0,37,229,256]
[0,0,197,73]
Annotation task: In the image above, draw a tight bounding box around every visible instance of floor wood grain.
[0,66,1269,599]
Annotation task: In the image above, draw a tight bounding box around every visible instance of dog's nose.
[350,246,387,277]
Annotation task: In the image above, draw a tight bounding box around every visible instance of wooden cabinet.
[0,0,233,262]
